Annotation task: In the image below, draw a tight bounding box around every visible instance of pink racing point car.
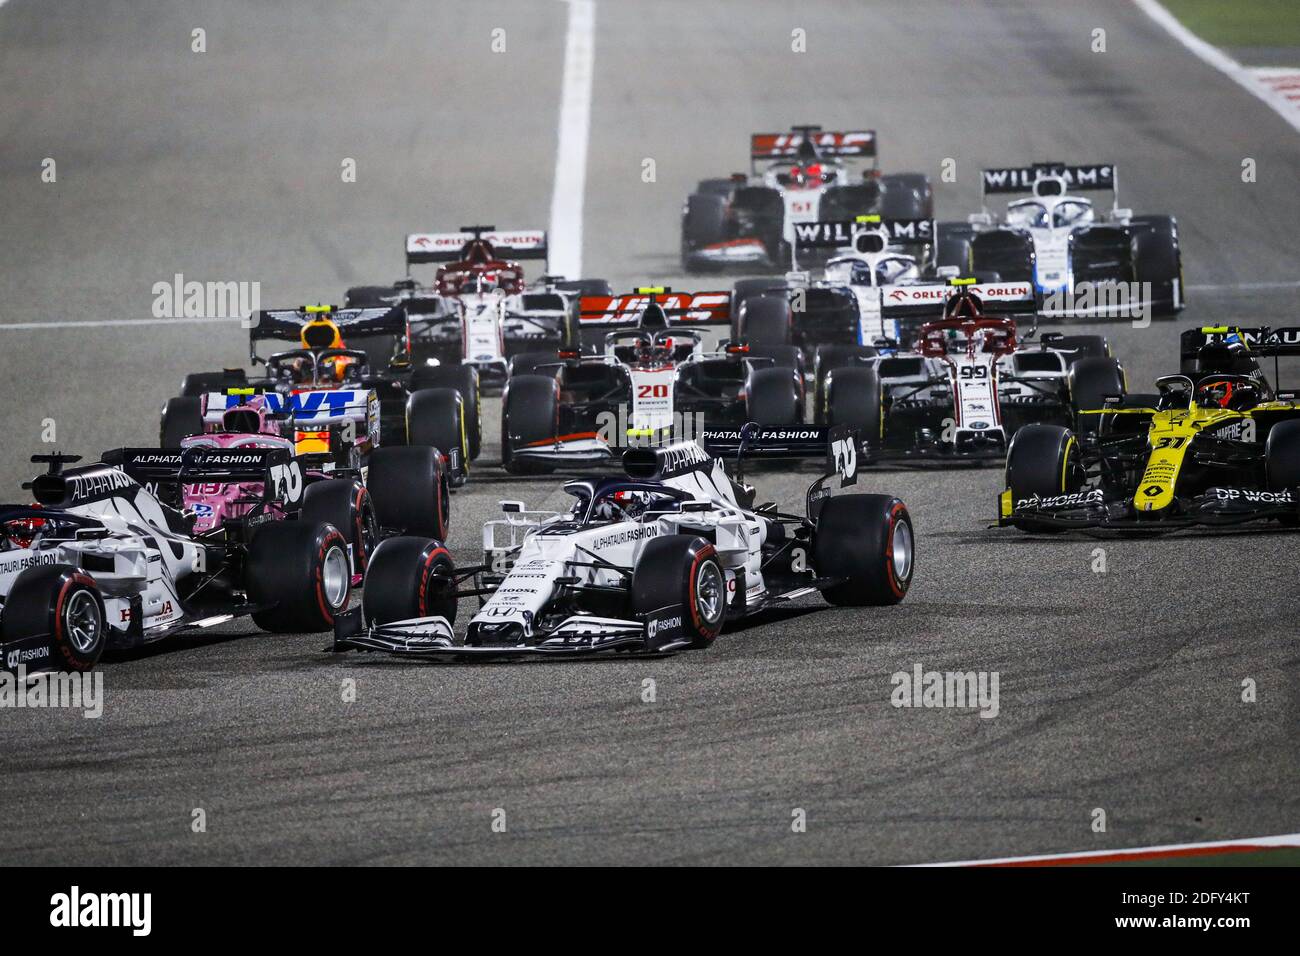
[119,395,449,585]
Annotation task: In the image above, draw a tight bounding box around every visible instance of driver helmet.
[4,507,45,550]
[1195,377,1260,411]
[590,496,628,522]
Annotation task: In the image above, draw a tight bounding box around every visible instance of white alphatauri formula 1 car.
[0,453,351,673]
[332,425,913,659]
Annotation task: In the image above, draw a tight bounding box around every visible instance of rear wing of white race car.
[404,227,549,268]
[878,280,1039,322]
[977,162,1120,217]
[577,288,731,328]
[790,216,936,270]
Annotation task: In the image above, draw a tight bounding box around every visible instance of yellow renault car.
[998,326,1300,531]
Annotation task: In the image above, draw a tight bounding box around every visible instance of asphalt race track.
[1,0,1297,865]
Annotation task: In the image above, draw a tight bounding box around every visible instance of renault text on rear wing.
[1181,325,1300,359]
[405,229,549,265]
[578,290,731,326]
[980,163,1117,195]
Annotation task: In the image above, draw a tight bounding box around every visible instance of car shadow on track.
[312,603,832,668]
[103,626,261,666]
[945,524,1300,545]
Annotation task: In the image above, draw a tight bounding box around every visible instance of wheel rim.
[64,589,101,653]
[360,503,379,570]
[321,545,349,608]
[891,519,914,583]
[695,560,725,625]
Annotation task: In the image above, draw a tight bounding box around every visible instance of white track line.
[0,317,244,330]
[547,0,595,279]
[1189,280,1300,292]
[1132,0,1300,135]
[915,832,1300,867]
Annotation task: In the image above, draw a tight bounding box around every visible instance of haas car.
[964,163,1183,318]
[164,304,472,482]
[1000,326,1300,531]
[0,452,354,674]
[501,289,807,473]
[682,126,933,272]
[346,226,608,393]
[332,426,913,660]
[818,285,1126,463]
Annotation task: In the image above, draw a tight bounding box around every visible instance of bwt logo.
[50,886,152,936]
[152,273,260,319]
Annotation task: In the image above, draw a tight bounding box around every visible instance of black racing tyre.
[695,178,738,199]
[1265,419,1300,491]
[502,375,559,475]
[366,445,449,540]
[736,294,792,346]
[181,369,246,398]
[247,521,350,633]
[302,478,378,577]
[508,351,562,379]
[826,366,883,444]
[935,233,973,274]
[407,387,467,469]
[1005,424,1084,503]
[972,231,1035,284]
[730,186,785,257]
[813,345,876,424]
[344,285,401,308]
[682,192,728,258]
[820,183,880,221]
[411,364,482,460]
[361,536,458,627]
[1054,334,1110,364]
[814,494,914,606]
[731,277,789,338]
[0,564,106,672]
[749,345,806,415]
[1073,228,1136,291]
[631,535,726,649]
[1131,215,1183,317]
[160,396,204,447]
[745,365,800,425]
[749,344,805,375]
[1069,356,1126,433]
[878,172,934,219]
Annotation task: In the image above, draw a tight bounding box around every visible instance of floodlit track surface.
[1,0,1297,865]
